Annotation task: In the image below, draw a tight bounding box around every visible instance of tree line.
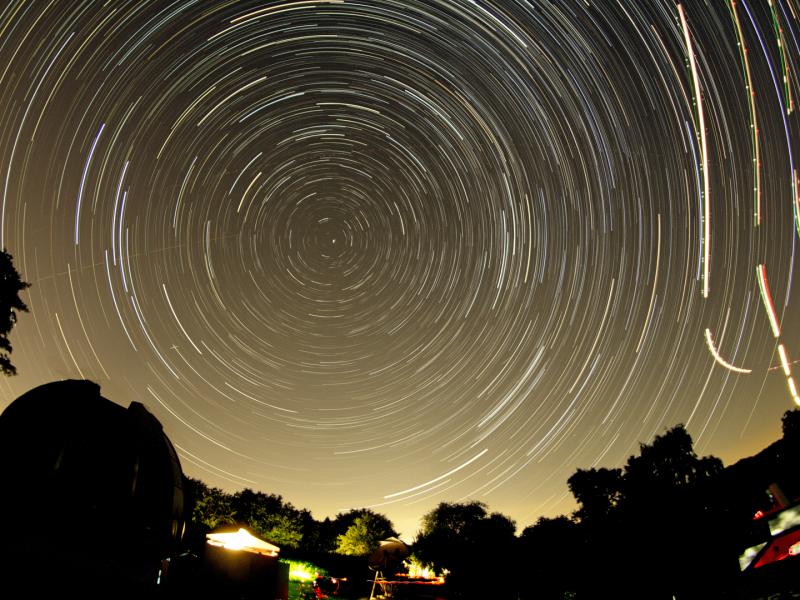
[186,480,399,556]
[187,408,800,599]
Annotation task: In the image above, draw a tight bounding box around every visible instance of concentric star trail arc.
[1,0,800,532]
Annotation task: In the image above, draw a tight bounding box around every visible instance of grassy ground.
[288,579,369,600]
[288,579,314,600]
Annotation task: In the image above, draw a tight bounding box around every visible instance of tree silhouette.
[566,425,727,599]
[336,512,397,555]
[414,500,517,597]
[0,250,30,376]
[334,508,398,540]
[313,516,339,553]
[232,489,305,548]
[186,477,236,530]
[781,408,800,443]
[623,424,723,499]
[519,516,581,600]
[567,467,623,526]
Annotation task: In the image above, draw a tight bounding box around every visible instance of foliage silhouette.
[336,511,397,556]
[333,508,398,541]
[623,424,723,497]
[782,408,800,442]
[413,500,517,598]
[518,516,580,600]
[186,477,236,530]
[567,466,623,527]
[565,425,729,599]
[232,489,305,548]
[0,250,30,376]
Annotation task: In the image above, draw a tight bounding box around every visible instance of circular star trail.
[2,0,800,532]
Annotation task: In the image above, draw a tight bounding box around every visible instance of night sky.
[1,0,800,537]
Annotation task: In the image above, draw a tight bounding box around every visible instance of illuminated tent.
[189,523,288,599]
[206,523,280,555]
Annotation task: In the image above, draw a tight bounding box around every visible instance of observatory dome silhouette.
[0,379,187,588]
